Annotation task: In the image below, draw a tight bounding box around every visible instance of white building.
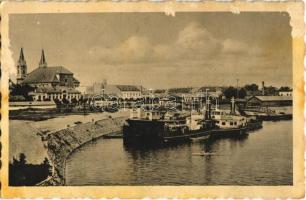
[279,90,292,96]
[104,84,142,100]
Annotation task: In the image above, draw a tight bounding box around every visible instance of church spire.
[17,47,27,84]
[39,49,47,68]
[18,47,26,65]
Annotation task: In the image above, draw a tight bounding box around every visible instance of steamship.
[123,98,261,145]
[209,98,249,137]
[123,106,215,145]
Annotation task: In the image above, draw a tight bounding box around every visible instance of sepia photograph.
[1,1,304,198]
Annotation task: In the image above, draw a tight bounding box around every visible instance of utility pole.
[236,79,239,98]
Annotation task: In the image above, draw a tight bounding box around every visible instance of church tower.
[17,47,27,84]
[39,49,47,68]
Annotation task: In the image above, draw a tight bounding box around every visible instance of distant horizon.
[10,12,292,89]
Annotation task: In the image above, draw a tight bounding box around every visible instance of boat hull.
[210,126,248,138]
[123,119,213,145]
[247,120,263,131]
[258,114,292,121]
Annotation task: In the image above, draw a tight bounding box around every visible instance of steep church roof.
[23,66,73,84]
[19,49,79,85]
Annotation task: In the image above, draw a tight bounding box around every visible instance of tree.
[18,153,27,166]
[71,98,78,104]
[42,157,52,174]
[154,89,166,94]
[10,84,34,101]
[62,97,70,104]
[168,87,192,94]
[42,157,50,166]
[264,86,278,96]
[12,156,19,166]
[244,83,259,92]
[238,88,247,99]
[279,86,291,92]
[223,86,237,99]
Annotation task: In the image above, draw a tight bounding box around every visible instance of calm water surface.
[65,120,292,185]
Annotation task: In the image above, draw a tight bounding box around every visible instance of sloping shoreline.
[38,116,127,186]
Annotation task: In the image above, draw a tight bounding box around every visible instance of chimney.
[262,81,265,96]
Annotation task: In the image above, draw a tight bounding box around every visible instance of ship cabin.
[215,115,247,129]
[211,109,231,120]
[163,111,188,121]
[186,112,205,131]
[129,108,162,120]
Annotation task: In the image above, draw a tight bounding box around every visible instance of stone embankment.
[38,116,126,186]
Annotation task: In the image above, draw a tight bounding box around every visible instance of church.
[16,48,81,102]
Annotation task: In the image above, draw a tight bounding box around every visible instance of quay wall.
[9,101,57,110]
[38,116,127,186]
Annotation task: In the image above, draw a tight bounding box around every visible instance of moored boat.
[246,116,263,131]
[243,107,292,121]
[210,98,249,138]
[123,108,215,145]
[210,115,248,138]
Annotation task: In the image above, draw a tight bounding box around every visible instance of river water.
[65,120,292,185]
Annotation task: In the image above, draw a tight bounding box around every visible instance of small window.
[230,122,234,126]
[222,122,226,125]
[234,122,237,125]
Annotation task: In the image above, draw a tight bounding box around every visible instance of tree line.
[9,153,52,186]
[222,84,291,99]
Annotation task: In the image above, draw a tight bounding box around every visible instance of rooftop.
[252,96,292,101]
[23,66,74,84]
[116,85,140,91]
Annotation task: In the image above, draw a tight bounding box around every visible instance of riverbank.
[9,110,129,185]
[10,108,111,121]
[38,116,127,185]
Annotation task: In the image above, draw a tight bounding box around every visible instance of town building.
[197,86,224,98]
[86,80,107,95]
[16,48,81,102]
[278,87,293,96]
[245,96,292,108]
[279,90,292,96]
[104,84,142,100]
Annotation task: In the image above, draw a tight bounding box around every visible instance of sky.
[9,12,292,89]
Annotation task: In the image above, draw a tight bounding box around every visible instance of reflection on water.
[65,121,292,185]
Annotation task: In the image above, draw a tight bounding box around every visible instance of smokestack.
[262,81,265,96]
[230,97,235,115]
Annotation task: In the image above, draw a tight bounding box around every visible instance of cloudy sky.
[9,12,292,89]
